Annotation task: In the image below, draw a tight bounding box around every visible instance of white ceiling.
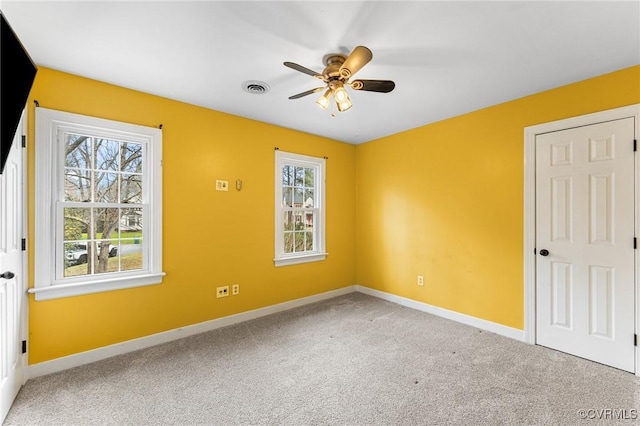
[1,1,639,144]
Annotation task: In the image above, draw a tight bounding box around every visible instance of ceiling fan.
[284,45,395,113]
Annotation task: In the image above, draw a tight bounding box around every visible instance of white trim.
[20,110,29,388]
[274,150,326,266]
[523,103,640,375]
[523,121,537,345]
[274,252,328,267]
[355,286,525,341]
[26,286,357,379]
[34,107,164,300]
[27,272,166,301]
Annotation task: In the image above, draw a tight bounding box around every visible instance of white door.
[535,117,635,373]
[0,113,26,423]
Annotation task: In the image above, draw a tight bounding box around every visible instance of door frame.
[0,109,29,423]
[523,103,640,376]
[19,108,28,380]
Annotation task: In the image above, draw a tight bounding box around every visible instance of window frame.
[274,150,327,267]
[32,107,164,300]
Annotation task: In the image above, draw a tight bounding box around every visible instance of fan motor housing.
[322,54,347,79]
[283,45,395,104]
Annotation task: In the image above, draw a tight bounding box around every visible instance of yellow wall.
[355,65,640,329]
[26,68,356,364]
[26,65,640,364]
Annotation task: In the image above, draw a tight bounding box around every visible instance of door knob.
[0,271,15,279]
[539,249,549,257]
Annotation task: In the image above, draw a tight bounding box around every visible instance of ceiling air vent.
[242,81,270,94]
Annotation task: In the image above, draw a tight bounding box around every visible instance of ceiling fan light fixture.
[336,97,352,112]
[316,89,332,110]
[333,83,352,112]
[284,45,394,114]
[332,81,347,100]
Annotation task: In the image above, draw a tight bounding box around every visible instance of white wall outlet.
[216,180,229,191]
[216,286,229,298]
[232,284,239,295]
[417,275,424,286]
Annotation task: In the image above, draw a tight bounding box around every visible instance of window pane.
[121,142,143,173]
[305,211,314,228]
[294,188,304,207]
[283,211,293,231]
[94,240,118,275]
[63,241,94,277]
[294,166,304,186]
[95,139,119,171]
[121,208,143,233]
[95,208,120,240]
[304,190,314,207]
[65,134,92,169]
[121,174,142,204]
[97,239,118,258]
[64,208,90,241]
[94,171,119,203]
[304,168,314,187]
[121,238,143,271]
[64,169,91,202]
[305,231,313,251]
[282,165,293,186]
[283,187,293,208]
[293,211,304,230]
[294,232,305,252]
[284,232,294,253]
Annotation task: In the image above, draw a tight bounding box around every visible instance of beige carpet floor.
[4,292,640,425]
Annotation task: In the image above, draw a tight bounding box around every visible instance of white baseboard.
[26,286,357,379]
[355,285,525,342]
[27,284,525,379]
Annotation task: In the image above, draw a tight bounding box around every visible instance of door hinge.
[21,135,26,148]
[634,139,637,152]
[635,334,637,347]
[22,340,27,354]
[22,238,26,251]
[533,248,536,255]
[634,237,637,250]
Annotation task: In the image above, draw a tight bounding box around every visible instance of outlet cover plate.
[216,285,229,298]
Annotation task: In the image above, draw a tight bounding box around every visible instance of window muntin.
[33,107,164,300]
[275,151,326,266]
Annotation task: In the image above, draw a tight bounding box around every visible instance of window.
[274,150,326,266]
[32,107,164,300]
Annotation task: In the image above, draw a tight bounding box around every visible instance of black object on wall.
[1,12,37,174]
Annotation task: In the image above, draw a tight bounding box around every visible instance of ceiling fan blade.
[288,87,325,100]
[339,45,373,79]
[283,62,323,79]
[351,79,395,93]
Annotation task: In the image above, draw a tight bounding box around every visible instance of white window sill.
[274,252,327,267]
[29,272,166,301]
